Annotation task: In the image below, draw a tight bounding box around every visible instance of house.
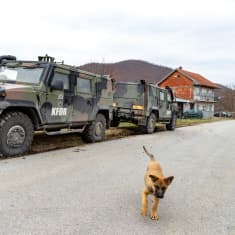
[157,67,219,118]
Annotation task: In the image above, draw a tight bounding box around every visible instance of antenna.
[38,54,55,62]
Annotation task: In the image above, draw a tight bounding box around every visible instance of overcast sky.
[1,0,235,85]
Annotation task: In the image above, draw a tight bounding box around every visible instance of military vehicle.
[112,80,177,133]
[0,55,113,156]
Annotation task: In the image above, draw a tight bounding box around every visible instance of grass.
[26,117,230,155]
[118,117,228,129]
[176,117,228,127]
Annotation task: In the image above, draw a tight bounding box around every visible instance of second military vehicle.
[112,80,177,133]
[0,55,113,156]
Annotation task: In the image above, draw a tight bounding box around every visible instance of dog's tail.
[143,146,155,161]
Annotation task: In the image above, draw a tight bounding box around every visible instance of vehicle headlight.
[0,87,6,97]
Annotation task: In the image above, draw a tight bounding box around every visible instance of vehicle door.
[165,92,173,118]
[40,67,73,124]
[71,73,94,122]
[158,90,169,119]
[148,85,158,109]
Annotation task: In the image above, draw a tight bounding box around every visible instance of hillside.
[79,60,173,84]
[214,84,235,112]
[80,60,234,112]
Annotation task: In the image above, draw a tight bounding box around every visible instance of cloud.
[1,0,235,84]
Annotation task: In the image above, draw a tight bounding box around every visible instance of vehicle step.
[45,129,83,136]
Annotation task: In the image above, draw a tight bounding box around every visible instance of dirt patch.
[29,125,165,154]
[29,118,227,154]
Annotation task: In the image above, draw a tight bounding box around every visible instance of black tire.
[82,113,106,143]
[143,113,156,134]
[166,114,177,131]
[0,112,34,157]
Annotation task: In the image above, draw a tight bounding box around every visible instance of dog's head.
[149,175,174,199]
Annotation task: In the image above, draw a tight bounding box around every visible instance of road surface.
[0,120,235,235]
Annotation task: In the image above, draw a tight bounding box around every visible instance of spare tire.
[0,55,17,64]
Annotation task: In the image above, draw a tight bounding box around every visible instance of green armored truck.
[112,80,177,133]
[0,55,113,156]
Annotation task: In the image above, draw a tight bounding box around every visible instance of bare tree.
[215,83,235,113]
[226,84,235,112]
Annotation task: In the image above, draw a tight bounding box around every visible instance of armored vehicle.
[0,55,113,156]
[112,80,177,133]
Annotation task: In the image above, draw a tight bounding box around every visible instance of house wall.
[194,102,214,118]
[159,71,194,100]
[193,86,215,118]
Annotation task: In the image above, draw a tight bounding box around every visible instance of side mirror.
[51,80,64,90]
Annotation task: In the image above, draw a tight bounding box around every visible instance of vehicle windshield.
[114,83,144,99]
[0,65,44,84]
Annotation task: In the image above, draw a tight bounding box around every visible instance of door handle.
[87,99,92,105]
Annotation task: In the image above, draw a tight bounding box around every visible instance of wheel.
[82,113,106,143]
[0,112,34,157]
[166,114,177,131]
[143,113,156,134]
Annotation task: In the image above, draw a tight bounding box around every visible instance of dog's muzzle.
[154,192,164,199]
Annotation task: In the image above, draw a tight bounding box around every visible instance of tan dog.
[141,146,174,220]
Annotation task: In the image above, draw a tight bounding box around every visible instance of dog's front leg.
[151,197,159,220]
[141,189,149,216]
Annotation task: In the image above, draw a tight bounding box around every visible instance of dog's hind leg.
[150,197,159,220]
[141,188,150,217]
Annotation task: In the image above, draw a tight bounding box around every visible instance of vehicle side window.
[51,72,69,90]
[160,91,165,101]
[167,93,172,102]
[77,78,91,93]
[149,86,156,98]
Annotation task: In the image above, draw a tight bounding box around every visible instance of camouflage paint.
[113,81,177,125]
[0,58,113,130]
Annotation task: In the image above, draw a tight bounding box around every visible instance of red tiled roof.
[179,69,219,88]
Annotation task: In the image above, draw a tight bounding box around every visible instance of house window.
[208,89,213,97]
[198,104,203,111]
[184,103,190,111]
[201,88,206,95]
[202,104,211,111]
[209,104,212,112]
[194,87,200,95]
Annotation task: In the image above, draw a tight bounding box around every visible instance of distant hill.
[79,60,173,84]
[80,60,235,112]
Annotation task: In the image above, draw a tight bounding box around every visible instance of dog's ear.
[149,175,159,182]
[164,176,174,185]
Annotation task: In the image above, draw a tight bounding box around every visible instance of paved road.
[0,120,235,235]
